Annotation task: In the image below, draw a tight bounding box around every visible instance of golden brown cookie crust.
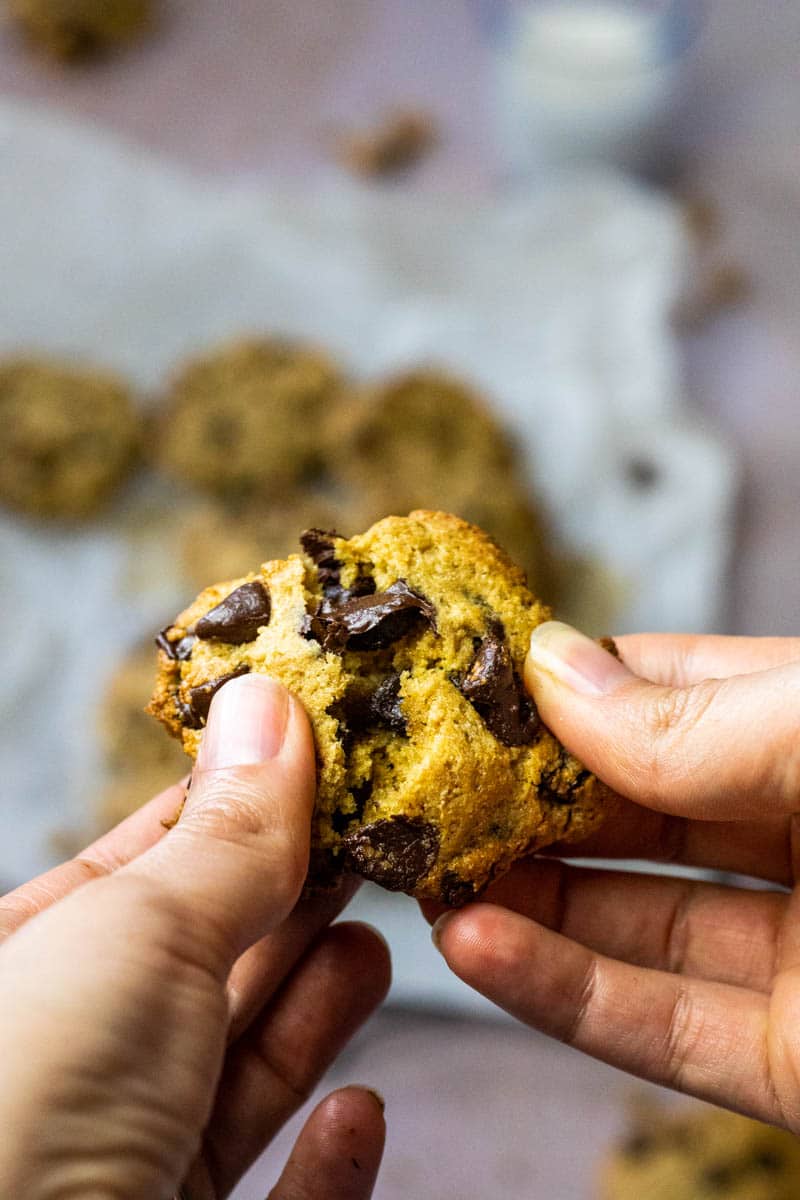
[149,510,609,902]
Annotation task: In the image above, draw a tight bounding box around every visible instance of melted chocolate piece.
[457,628,539,746]
[300,528,341,589]
[339,674,407,738]
[304,580,436,653]
[195,581,271,644]
[156,628,195,661]
[177,665,250,729]
[342,817,439,891]
[300,528,376,604]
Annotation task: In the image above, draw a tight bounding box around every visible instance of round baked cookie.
[333,368,516,506]
[601,1104,800,1200]
[0,357,140,518]
[97,644,189,829]
[7,0,152,59]
[154,336,344,500]
[148,510,609,903]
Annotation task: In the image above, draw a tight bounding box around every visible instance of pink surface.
[1,3,799,1197]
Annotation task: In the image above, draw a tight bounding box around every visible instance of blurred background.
[0,1,798,1196]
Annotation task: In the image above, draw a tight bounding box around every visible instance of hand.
[428,625,800,1130]
[0,675,390,1199]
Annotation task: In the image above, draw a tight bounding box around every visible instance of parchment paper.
[0,100,736,1009]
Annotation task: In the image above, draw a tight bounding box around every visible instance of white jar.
[486,0,701,175]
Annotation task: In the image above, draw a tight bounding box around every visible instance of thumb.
[525,621,800,820]
[125,673,317,966]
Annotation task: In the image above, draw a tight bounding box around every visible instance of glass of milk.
[482,0,703,175]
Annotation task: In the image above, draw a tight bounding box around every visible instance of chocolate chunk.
[300,528,341,589]
[439,872,477,907]
[751,1148,784,1172]
[457,627,539,746]
[195,581,271,644]
[177,664,250,729]
[300,527,376,603]
[156,627,195,661]
[305,579,436,653]
[338,673,407,738]
[701,1163,736,1190]
[369,675,407,732]
[538,745,591,806]
[342,817,439,891]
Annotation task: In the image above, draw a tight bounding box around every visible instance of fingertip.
[432,903,536,991]
[313,1085,387,1163]
[273,1086,386,1199]
[526,621,632,700]
[319,1084,387,1127]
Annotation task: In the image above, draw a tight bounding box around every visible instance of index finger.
[0,779,186,945]
[616,634,800,687]
[538,798,794,888]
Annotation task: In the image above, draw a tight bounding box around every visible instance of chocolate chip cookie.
[7,0,152,59]
[148,510,609,902]
[154,336,344,500]
[0,357,140,518]
[334,368,516,507]
[602,1103,800,1200]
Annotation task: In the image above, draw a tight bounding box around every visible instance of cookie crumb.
[335,109,437,177]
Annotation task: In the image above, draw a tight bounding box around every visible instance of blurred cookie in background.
[6,0,154,60]
[176,490,370,591]
[334,368,516,502]
[331,368,560,601]
[152,336,346,502]
[601,1100,800,1199]
[0,355,141,518]
[97,642,188,829]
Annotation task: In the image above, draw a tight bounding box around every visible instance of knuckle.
[663,885,693,974]
[184,769,272,843]
[183,770,308,894]
[563,955,599,1046]
[776,744,800,811]
[661,984,701,1089]
[632,681,720,803]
